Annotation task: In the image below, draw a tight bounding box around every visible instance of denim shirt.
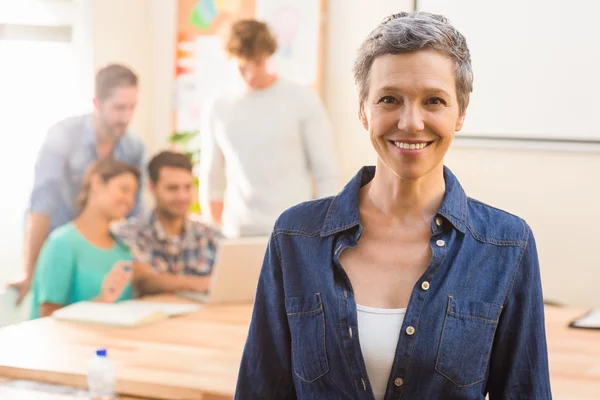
[235,166,552,400]
[29,113,145,232]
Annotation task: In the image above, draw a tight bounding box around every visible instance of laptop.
[177,236,269,304]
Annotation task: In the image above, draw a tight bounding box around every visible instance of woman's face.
[360,50,468,181]
[92,172,138,220]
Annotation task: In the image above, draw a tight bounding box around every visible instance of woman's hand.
[97,261,133,303]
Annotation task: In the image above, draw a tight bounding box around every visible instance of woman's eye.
[378,96,397,104]
[427,97,446,106]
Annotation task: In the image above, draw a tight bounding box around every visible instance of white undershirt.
[357,304,407,400]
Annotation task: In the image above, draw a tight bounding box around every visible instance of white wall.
[151,0,178,150]
[444,147,599,307]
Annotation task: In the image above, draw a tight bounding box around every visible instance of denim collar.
[320,166,468,236]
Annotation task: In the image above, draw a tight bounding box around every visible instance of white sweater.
[199,78,339,237]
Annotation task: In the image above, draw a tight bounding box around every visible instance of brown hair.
[77,158,141,213]
[147,151,193,184]
[95,64,138,100]
[223,19,278,59]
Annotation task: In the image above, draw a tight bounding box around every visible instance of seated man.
[113,151,218,295]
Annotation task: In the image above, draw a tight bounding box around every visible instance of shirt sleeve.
[235,234,296,399]
[299,88,340,198]
[34,234,76,306]
[199,99,227,213]
[486,224,552,398]
[29,126,69,216]
[130,140,146,217]
[111,219,151,265]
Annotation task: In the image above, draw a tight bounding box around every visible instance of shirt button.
[421,281,430,291]
[406,326,415,336]
[344,289,348,298]
[435,217,443,226]
[349,326,353,338]
[436,239,445,247]
[394,377,404,387]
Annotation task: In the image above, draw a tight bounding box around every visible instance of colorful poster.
[189,0,219,29]
[177,0,255,36]
[255,0,322,87]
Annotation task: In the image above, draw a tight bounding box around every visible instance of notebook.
[52,300,201,328]
[569,309,600,330]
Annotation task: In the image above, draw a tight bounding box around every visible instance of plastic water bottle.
[87,348,116,400]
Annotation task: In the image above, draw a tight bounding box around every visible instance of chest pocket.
[435,296,503,387]
[285,293,330,383]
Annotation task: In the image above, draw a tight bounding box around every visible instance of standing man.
[112,151,218,295]
[200,19,339,238]
[9,64,146,304]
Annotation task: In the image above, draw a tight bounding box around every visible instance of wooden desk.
[0,295,252,399]
[0,299,598,399]
[545,306,600,399]
[0,387,96,400]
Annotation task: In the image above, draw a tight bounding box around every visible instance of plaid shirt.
[112,212,218,276]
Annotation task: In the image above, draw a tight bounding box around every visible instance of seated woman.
[236,11,552,399]
[30,158,141,318]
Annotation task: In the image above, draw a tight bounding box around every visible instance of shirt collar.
[320,165,468,237]
[149,212,192,241]
[436,166,468,233]
[82,113,126,152]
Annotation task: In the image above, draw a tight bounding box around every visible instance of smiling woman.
[359,50,467,181]
[235,12,552,400]
[29,159,141,319]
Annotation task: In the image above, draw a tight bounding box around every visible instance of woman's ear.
[358,103,369,131]
[455,95,470,132]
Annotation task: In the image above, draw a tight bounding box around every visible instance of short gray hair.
[353,12,473,114]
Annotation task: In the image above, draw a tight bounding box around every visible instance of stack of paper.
[52,300,201,328]
[570,309,600,330]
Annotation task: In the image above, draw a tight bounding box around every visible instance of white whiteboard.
[418,0,600,142]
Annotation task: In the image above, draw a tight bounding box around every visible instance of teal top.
[30,223,133,319]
